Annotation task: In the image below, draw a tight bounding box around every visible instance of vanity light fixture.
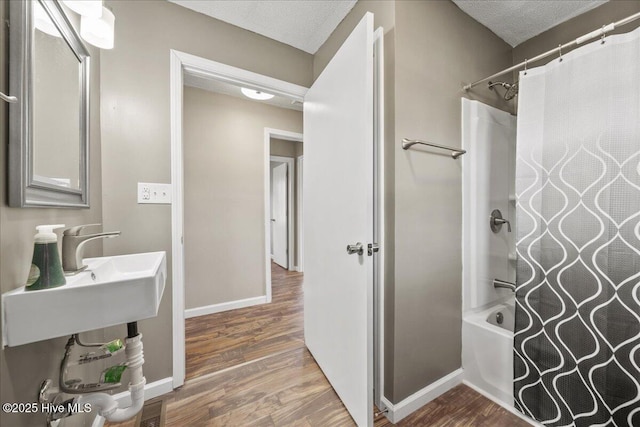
[62,0,103,18]
[80,6,115,49]
[241,88,275,101]
[34,1,62,37]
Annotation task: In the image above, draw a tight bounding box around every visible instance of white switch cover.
[138,183,172,204]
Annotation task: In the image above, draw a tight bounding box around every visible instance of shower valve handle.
[493,218,511,232]
[490,209,511,233]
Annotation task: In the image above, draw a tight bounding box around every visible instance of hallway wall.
[183,88,302,310]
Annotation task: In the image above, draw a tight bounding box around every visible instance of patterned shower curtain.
[514,27,640,427]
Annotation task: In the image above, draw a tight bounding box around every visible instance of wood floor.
[108,263,531,427]
[109,347,529,427]
[374,385,531,426]
[185,263,304,380]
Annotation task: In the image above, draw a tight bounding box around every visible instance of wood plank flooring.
[108,262,531,426]
[171,360,532,427]
[374,385,530,427]
[185,263,304,380]
[108,346,529,426]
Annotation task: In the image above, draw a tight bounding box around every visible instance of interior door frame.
[372,26,385,412]
[169,49,308,388]
[266,128,304,272]
[296,155,304,272]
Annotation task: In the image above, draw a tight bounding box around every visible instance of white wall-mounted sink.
[2,251,166,347]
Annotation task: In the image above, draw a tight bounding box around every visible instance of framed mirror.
[9,0,90,208]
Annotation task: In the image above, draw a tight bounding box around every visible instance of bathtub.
[462,301,515,406]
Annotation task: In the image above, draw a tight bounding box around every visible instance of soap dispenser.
[26,224,66,291]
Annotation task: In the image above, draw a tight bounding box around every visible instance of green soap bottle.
[26,224,66,291]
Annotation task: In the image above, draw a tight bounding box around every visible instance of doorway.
[178,76,306,380]
[268,129,303,272]
[170,12,384,423]
[170,50,307,388]
[271,159,288,269]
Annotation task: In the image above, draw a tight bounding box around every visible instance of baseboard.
[381,368,463,423]
[90,377,174,427]
[184,296,267,319]
[462,380,542,427]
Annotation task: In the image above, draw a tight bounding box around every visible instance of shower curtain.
[514,27,640,427]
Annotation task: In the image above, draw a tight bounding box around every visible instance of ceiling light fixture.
[63,0,103,18]
[80,6,115,49]
[241,88,275,101]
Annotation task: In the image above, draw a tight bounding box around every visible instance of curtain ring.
[558,44,563,62]
[601,25,606,44]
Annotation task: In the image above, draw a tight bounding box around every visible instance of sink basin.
[2,251,166,347]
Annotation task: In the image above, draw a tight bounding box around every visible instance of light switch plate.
[138,183,172,204]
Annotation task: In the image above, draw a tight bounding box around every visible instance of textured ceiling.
[184,74,303,111]
[452,0,609,47]
[168,0,357,54]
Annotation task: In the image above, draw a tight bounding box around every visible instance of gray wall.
[183,88,302,310]
[314,0,513,403]
[391,0,512,403]
[0,3,105,426]
[100,0,313,385]
[271,137,300,157]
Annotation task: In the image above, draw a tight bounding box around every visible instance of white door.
[304,13,375,427]
[272,163,288,269]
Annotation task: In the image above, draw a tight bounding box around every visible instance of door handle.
[346,242,364,255]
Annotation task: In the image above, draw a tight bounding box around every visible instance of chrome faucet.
[493,278,516,292]
[62,224,121,274]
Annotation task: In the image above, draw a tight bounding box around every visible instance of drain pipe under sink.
[77,327,146,423]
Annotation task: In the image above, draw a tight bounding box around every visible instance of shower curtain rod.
[463,11,640,91]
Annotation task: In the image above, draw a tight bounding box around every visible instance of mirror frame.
[8,0,90,208]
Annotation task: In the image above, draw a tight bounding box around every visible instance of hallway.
[185,262,304,380]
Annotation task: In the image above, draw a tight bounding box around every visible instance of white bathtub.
[462,301,515,406]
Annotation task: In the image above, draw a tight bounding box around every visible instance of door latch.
[368,243,380,256]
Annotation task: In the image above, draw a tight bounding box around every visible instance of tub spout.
[493,278,516,292]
